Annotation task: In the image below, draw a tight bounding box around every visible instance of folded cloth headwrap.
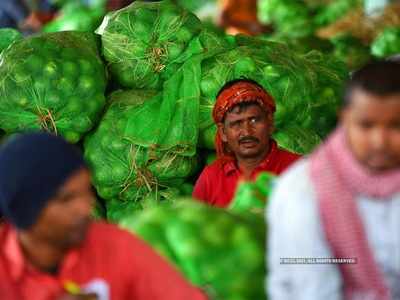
[310,127,400,300]
[212,80,276,163]
[0,132,86,229]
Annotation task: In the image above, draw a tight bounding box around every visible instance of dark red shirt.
[193,141,300,207]
[0,222,207,300]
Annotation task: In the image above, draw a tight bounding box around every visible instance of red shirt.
[0,222,207,300]
[193,141,300,207]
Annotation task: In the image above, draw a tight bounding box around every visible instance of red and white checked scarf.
[310,127,400,300]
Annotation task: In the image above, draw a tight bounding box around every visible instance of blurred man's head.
[341,61,400,173]
[0,132,94,249]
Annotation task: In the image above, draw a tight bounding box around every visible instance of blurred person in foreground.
[268,61,400,300]
[193,79,300,207]
[0,132,207,300]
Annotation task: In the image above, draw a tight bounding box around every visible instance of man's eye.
[391,122,400,130]
[358,120,374,129]
[230,121,241,128]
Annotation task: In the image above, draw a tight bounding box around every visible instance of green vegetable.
[97,1,202,89]
[120,199,266,300]
[197,35,347,154]
[0,28,22,55]
[330,34,372,71]
[371,27,400,58]
[0,31,106,143]
[84,89,198,206]
[229,172,276,214]
[43,2,105,33]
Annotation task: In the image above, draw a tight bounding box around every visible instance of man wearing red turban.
[193,79,300,207]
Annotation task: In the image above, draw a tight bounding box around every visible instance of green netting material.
[120,200,266,300]
[198,35,348,154]
[43,2,105,33]
[84,89,198,204]
[0,31,106,143]
[0,28,22,55]
[120,29,234,156]
[229,172,276,214]
[371,27,400,58]
[97,0,203,89]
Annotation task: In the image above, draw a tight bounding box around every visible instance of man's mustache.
[239,136,260,144]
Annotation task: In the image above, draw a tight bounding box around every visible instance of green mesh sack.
[229,172,276,214]
[0,31,106,143]
[96,0,202,89]
[198,36,347,154]
[43,2,105,33]
[371,27,400,58]
[106,187,180,222]
[330,34,372,71]
[84,89,198,205]
[120,30,233,157]
[314,0,362,27]
[120,199,266,300]
[257,0,316,38]
[0,28,22,54]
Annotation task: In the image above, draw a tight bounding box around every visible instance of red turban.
[212,81,276,164]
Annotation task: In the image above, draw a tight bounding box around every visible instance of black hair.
[344,60,400,106]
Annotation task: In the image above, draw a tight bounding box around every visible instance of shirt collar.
[3,224,26,282]
[223,139,278,176]
[2,224,85,282]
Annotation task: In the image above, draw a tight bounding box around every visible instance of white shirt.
[267,159,400,300]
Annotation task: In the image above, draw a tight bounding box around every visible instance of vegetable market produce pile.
[198,35,347,154]
[0,0,348,213]
[120,199,266,300]
[257,0,400,69]
[84,89,198,219]
[0,31,106,143]
[0,1,354,298]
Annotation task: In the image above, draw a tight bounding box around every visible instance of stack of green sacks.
[120,199,266,300]
[0,31,107,143]
[84,89,198,218]
[198,36,347,154]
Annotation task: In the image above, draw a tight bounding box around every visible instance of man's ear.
[338,107,347,124]
[217,123,228,143]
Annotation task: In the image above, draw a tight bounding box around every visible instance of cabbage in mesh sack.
[97,0,202,89]
[0,28,22,54]
[198,36,347,154]
[84,89,198,206]
[120,199,266,300]
[0,31,106,143]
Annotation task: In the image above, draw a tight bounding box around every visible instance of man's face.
[218,103,273,160]
[25,168,94,249]
[341,88,400,173]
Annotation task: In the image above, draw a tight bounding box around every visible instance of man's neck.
[237,143,271,179]
[18,232,66,274]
